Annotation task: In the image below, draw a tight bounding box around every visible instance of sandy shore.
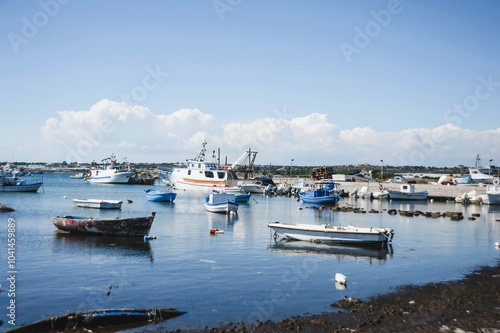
[150,262,499,333]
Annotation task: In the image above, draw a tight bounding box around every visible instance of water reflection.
[268,239,393,261]
[52,232,154,261]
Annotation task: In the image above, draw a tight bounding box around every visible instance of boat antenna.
[194,140,207,162]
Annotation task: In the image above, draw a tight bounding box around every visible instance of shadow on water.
[268,239,394,261]
[51,232,154,261]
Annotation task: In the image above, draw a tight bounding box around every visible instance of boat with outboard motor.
[268,222,394,245]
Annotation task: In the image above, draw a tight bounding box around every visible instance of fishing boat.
[144,188,177,202]
[268,222,394,245]
[166,141,257,191]
[5,307,185,333]
[87,154,135,184]
[387,183,428,200]
[204,192,239,214]
[0,176,43,192]
[73,198,123,209]
[298,180,342,204]
[52,212,156,236]
[468,154,495,184]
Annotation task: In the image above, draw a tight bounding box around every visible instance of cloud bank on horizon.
[39,99,500,167]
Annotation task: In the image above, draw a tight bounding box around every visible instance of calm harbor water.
[0,173,499,332]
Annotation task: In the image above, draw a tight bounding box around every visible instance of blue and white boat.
[0,176,43,192]
[204,192,239,214]
[87,154,135,184]
[234,192,251,203]
[299,180,342,204]
[144,188,177,202]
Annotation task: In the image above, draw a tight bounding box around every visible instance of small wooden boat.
[0,176,43,192]
[73,198,123,209]
[52,212,156,236]
[205,192,239,214]
[299,180,342,204]
[144,188,177,202]
[268,222,394,245]
[5,307,185,333]
[388,183,428,200]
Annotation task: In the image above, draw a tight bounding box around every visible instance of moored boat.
[299,180,342,204]
[268,222,394,245]
[70,172,86,179]
[52,212,156,236]
[166,141,258,191]
[73,198,123,209]
[144,188,177,202]
[388,183,428,201]
[0,176,43,192]
[481,184,500,205]
[204,192,239,214]
[5,307,185,333]
[87,154,135,184]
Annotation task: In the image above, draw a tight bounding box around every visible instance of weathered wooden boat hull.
[73,199,123,209]
[268,222,394,245]
[5,308,185,333]
[52,213,156,236]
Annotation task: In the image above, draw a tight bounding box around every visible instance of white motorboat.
[70,173,86,179]
[481,184,500,205]
[388,184,428,201]
[468,154,495,184]
[239,178,276,193]
[73,198,123,209]
[166,141,258,191]
[268,222,394,245]
[87,155,135,184]
[204,192,239,214]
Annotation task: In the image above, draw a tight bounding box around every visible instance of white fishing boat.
[73,198,123,209]
[268,222,394,245]
[166,141,257,191]
[87,154,135,184]
[388,183,428,201]
[204,192,239,214]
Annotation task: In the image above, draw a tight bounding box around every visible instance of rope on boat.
[379,231,415,251]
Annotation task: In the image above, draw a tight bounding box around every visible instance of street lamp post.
[290,159,294,180]
[380,160,384,181]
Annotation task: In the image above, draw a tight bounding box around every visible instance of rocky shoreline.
[153,262,499,333]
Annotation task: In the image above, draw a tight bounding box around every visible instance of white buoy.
[495,242,500,248]
[335,273,347,285]
[63,195,67,199]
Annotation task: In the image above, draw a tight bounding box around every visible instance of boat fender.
[493,178,499,185]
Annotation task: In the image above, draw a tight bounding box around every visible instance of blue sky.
[1,0,499,167]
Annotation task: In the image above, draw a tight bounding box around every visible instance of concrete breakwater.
[275,178,488,202]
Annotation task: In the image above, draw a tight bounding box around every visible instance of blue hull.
[144,189,177,202]
[300,195,339,204]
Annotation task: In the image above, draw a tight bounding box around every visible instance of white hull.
[169,169,236,191]
[73,199,123,209]
[388,190,428,200]
[205,193,239,214]
[88,171,134,184]
[204,201,239,214]
[268,222,394,244]
[482,185,500,205]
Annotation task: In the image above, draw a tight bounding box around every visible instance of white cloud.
[37,99,500,166]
